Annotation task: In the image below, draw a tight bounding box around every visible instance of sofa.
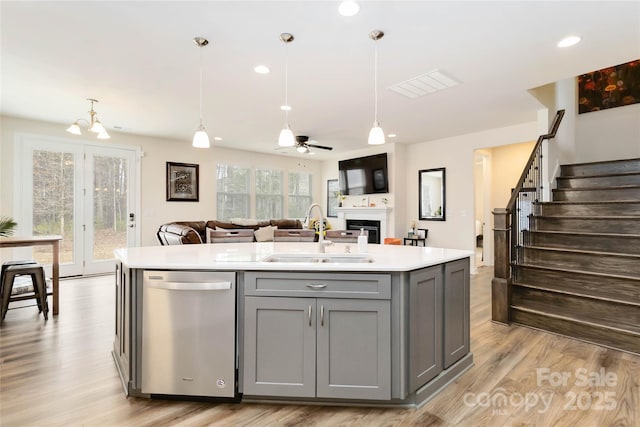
[156,219,303,245]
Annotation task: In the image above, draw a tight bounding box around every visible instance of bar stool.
[0,260,37,295]
[1,262,48,320]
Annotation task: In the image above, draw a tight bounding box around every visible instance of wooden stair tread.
[532,215,640,219]
[515,263,640,282]
[558,171,640,179]
[526,230,640,238]
[552,184,640,191]
[524,245,640,258]
[510,306,640,337]
[511,281,639,307]
[537,200,640,205]
[561,158,640,167]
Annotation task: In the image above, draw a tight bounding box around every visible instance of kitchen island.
[113,242,473,408]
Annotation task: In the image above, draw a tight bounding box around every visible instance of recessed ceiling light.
[338,1,359,16]
[280,105,291,111]
[254,65,270,74]
[557,36,581,48]
[388,133,396,138]
[214,137,223,141]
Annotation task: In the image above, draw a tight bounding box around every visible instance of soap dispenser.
[358,228,368,253]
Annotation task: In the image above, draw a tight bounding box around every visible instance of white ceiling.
[2,1,639,159]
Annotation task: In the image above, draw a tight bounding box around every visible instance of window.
[255,168,283,220]
[288,172,312,219]
[216,164,250,220]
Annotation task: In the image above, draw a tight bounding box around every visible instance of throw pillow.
[254,225,276,242]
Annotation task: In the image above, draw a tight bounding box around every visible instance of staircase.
[510,158,640,354]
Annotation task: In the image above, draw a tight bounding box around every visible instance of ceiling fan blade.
[307,143,333,151]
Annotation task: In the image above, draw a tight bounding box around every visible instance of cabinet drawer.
[244,272,391,299]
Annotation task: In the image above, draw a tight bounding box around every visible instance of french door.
[16,135,139,276]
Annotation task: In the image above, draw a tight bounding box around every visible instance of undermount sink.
[261,253,375,263]
[261,254,322,263]
[319,255,374,263]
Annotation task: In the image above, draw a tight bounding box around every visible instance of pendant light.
[368,30,385,145]
[192,36,210,148]
[278,33,295,147]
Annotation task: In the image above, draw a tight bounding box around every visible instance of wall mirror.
[419,168,446,221]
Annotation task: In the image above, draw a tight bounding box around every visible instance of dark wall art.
[166,162,199,202]
[578,59,640,114]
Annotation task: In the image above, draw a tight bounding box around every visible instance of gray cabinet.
[408,258,470,391]
[316,298,390,400]
[243,272,391,400]
[243,296,316,397]
[443,258,470,368]
[408,265,443,391]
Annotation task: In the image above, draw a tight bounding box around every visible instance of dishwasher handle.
[145,281,232,291]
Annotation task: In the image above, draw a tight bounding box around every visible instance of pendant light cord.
[374,42,378,124]
[199,44,204,127]
[284,40,289,124]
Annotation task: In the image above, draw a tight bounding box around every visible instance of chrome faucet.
[304,202,332,253]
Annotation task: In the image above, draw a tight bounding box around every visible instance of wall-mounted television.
[338,153,389,195]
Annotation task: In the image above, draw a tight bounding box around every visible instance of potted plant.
[0,216,17,237]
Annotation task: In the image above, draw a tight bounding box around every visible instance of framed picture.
[578,59,640,114]
[327,179,339,217]
[166,162,199,202]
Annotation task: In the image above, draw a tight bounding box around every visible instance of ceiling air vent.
[389,70,459,98]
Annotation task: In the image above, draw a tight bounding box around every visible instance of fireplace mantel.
[335,206,393,239]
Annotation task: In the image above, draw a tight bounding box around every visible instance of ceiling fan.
[293,135,333,154]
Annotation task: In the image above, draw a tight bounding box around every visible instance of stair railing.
[492,109,565,324]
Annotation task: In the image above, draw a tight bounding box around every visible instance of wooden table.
[0,235,62,315]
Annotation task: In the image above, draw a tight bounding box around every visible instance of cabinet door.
[444,258,470,368]
[316,298,391,400]
[409,266,443,391]
[243,296,316,397]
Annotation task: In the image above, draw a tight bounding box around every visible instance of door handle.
[145,281,232,291]
[306,283,327,289]
[321,305,324,327]
[308,305,312,326]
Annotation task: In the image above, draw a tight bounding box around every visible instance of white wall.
[576,103,640,162]
[489,141,536,211]
[1,115,323,247]
[405,122,539,273]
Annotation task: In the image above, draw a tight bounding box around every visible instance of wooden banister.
[492,109,565,325]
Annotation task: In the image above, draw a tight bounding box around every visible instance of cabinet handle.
[308,305,312,326]
[306,283,327,289]
[321,305,324,327]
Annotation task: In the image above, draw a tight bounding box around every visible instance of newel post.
[492,208,511,325]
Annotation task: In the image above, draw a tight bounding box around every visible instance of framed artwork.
[166,162,199,202]
[327,179,339,217]
[578,59,640,114]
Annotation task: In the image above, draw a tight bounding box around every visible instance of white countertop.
[115,242,472,272]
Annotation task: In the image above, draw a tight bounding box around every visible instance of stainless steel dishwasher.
[141,270,237,399]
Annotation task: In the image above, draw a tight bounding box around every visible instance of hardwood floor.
[1,267,638,426]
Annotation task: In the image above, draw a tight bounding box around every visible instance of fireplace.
[346,219,380,244]
[335,207,393,243]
